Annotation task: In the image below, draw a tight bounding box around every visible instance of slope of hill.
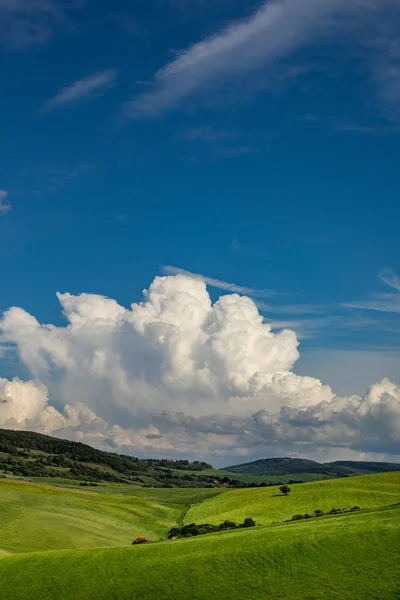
[0,480,222,553]
[329,460,400,474]
[223,456,400,477]
[186,472,400,526]
[1,472,399,555]
[1,504,399,600]
[0,428,216,486]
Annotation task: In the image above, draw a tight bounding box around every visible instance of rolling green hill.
[186,471,400,525]
[223,456,400,477]
[0,479,223,553]
[1,504,399,600]
[1,431,399,599]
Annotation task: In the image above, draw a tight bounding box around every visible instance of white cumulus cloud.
[0,273,399,461]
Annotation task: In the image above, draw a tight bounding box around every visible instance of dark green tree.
[280,485,291,495]
[242,517,256,528]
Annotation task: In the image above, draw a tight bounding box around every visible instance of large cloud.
[0,274,399,461]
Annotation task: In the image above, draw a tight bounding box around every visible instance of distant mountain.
[222,457,400,477]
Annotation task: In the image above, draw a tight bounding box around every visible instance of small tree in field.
[280,485,291,496]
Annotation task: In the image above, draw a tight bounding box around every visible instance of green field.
[0,480,223,553]
[1,472,399,599]
[186,471,400,525]
[1,504,399,600]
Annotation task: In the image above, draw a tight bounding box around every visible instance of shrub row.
[168,518,256,539]
[288,506,361,522]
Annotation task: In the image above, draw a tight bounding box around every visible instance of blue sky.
[0,0,399,462]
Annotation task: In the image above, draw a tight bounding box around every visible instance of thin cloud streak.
[343,301,400,314]
[343,269,400,314]
[380,268,400,292]
[44,70,117,111]
[161,265,277,298]
[256,301,323,316]
[0,190,11,215]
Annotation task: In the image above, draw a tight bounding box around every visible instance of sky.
[0,0,399,466]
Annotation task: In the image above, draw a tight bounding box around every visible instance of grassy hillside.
[0,480,222,553]
[1,504,399,600]
[2,471,399,554]
[170,467,331,484]
[223,456,400,477]
[186,472,400,526]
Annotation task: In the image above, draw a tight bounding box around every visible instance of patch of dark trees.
[0,429,211,472]
[287,506,361,522]
[168,518,256,539]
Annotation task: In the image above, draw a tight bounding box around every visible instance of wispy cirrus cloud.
[162,267,331,323]
[334,122,400,134]
[125,0,399,119]
[44,70,117,111]
[0,0,80,49]
[0,190,11,215]
[161,265,277,298]
[370,31,400,120]
[182,127,239,144]
[180,127,256,159]
[271,313,385,340]
[343,269,400,314]
[125,0,400,118]
[163,266,400,343]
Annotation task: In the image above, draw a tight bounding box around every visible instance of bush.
[329,508,342,515]
[279,485,291,495]
[291,514,304,521]
[314,509,325,517]
[168,518,256,539]
[350,506,361,511]
[242,517,256,528]
[132,536,151,545]
[219,520,237,530]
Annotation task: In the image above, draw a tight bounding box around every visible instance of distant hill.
[222,457,400,477]
[0,429,300,489]
[0,429,217,488]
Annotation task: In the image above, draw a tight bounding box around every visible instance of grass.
[185,472,400,525]
[0,479,223,553]
[0,504,399,600]
[168,467,332,483]
[1,471,399,599]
